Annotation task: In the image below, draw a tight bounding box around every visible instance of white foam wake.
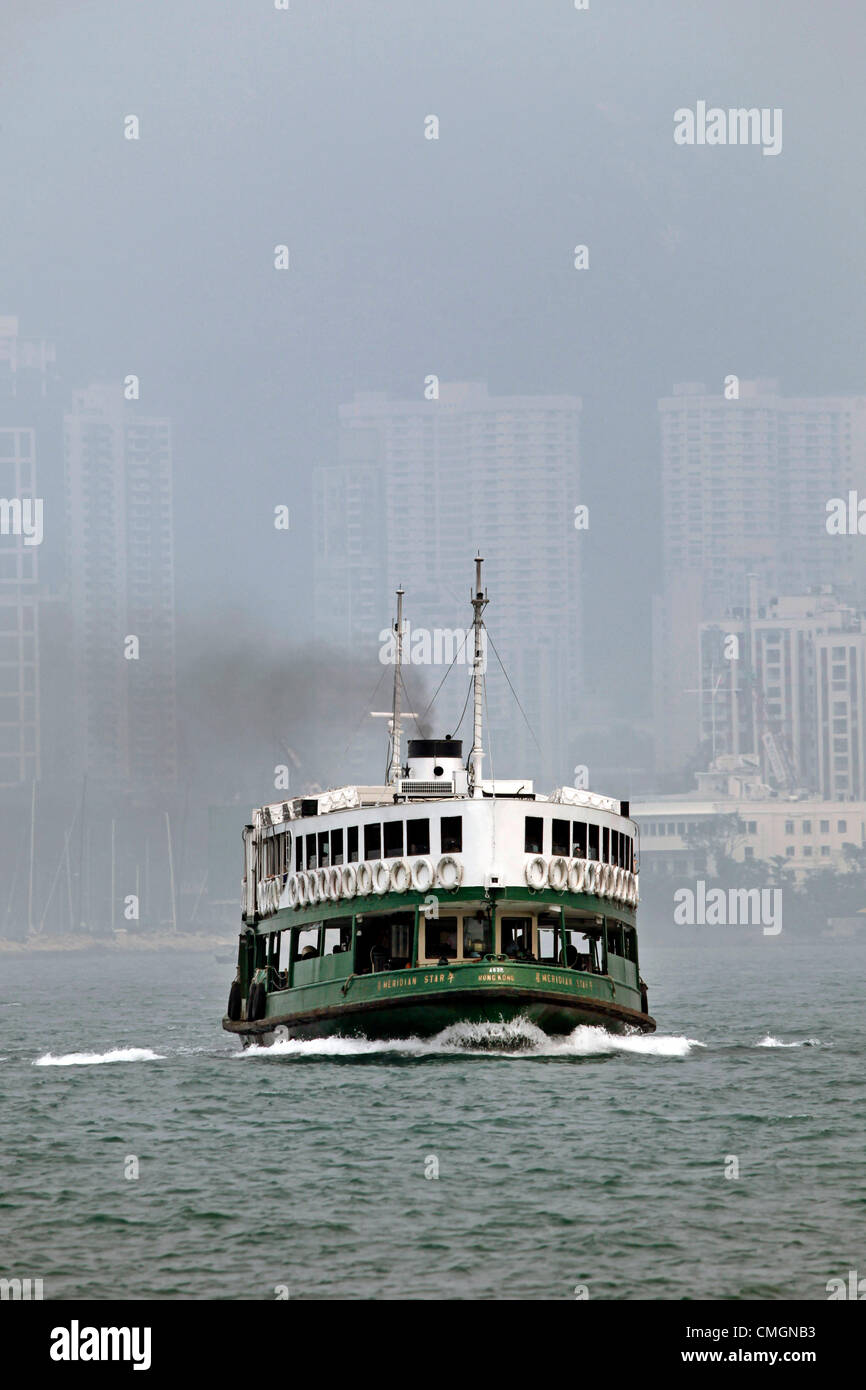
[755,1034,822,1049]
[236,1018,703,1059]
[33,1047,165,1067]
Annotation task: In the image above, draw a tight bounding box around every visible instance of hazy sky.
[2,0,864,725]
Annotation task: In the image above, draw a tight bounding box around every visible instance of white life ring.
[631,876,639,907]
[525,856,548,890]
[288,875,299,909]
[568,858,586,893]
[411,858,434,893]
[549,856,568,891]
[584,860,597,895]
[328,866,342,900]
[307,870,320,905]
[356,862,373,896]
[270,879,280,912]
[315,868,328,901]
[341,864,357,898]
[297,871,309,907]
[390,859,411,893]
[436,855,463,890]
[371,861,391,895]
[603,863,614,897]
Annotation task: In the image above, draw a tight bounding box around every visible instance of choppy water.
[1,936,863,1299]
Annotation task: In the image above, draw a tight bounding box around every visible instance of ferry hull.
[223,973,655,1046]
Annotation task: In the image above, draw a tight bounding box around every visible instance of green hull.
[223,959,655,1045]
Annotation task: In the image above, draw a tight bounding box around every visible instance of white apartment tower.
[65,384,177,791]
[314,382,582,785]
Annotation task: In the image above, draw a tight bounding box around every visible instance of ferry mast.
[387,587,405,786]
[468,555,488,796]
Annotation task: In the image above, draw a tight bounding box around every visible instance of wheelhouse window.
[407,818,430,856]
[552,818,570,856]
[524,816,544,854]
[331,828,344,865]
[347,826,359,863]
[425,915,458,960]
[441,816,462,853]
[572,821,587,858]
[364,823,381,860]
[305,833,317,870]
[462,910,492,959]
[501,916,532,959]
[383,819,404,859]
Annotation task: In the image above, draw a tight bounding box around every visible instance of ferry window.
[537,925,557,962]
[625,837,633,871]
[347,826,359,863]
[623,928,638,964]
[295,835,303,871]
[296,926,320,958]
[441,816,462,853]
[502,917,532,959]
[611,832,620,867]
[383,820,404,859]
[318,831,330,868]
[407,818,430,856]
[364,823,381,860]
[323,919,352,955]
[602,827,610,863]
[305,833,317,870]
[572,821,587,858]
[588,824,599,861]
[524,817,544,854]
[426,916,457,960]
[606,924,624,957]
[552,819,569,857]
[331,828,344,865]
[463,910,491,958]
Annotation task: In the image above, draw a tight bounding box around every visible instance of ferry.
[222,560,654,1045]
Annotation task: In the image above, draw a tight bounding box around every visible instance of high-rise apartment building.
[314,381,582,785]
[699,588,866,799]
[653,380,866,773]
[65,384,177,791]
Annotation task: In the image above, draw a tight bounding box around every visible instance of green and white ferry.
[223,561,654,1045]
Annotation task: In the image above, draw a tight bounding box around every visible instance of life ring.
[297,871,309,907]
[356,862,373,896]
[525,856,548,890]
[316,868,329,901]
[411,858,434,893]
[307,870,320,905]
[288,874,300,909]
[549,856,568,891]
[436,855,463,890]
[371,861,391,895]
[568,858,586,893]
[390,859,411,893]
[328,866,342,900]
[341,864,357,898]
[584,860,597,895]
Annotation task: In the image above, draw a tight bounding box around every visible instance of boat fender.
[525,855,548,890]
[328,866,342,900]
[227,980,242,1021]
[549,856,568,891]
[390,859,411,893]
[356,862,373,897]
[436,855,463,891]
[411,857,434,893]
[568,858,586,893]
[341,864,357,898]
[371,860,391,895]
